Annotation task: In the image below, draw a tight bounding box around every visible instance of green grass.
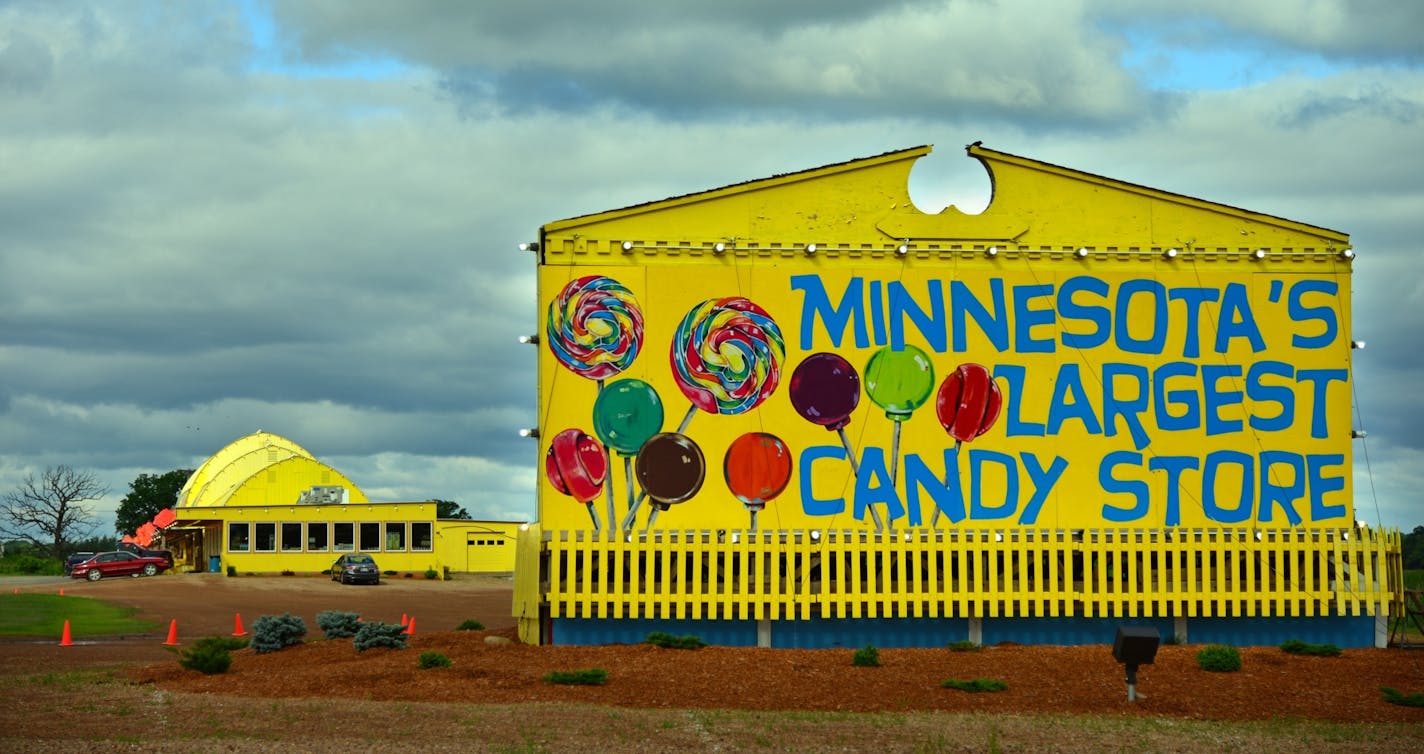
[0,593,157,637]
[1404,569,1423,591]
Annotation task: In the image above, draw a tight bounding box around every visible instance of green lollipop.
[593,378,665,535]
[864,344,935,421]
[593,378,665,455]
[864,344,936,496]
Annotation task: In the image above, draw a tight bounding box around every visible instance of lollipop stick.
[596,379,617,534]
[675,404,697,434]
[749,508,758,532]
[839,427,883,532]
[622,490,647,533]
[644,507,660,532]
[837,427,861,477]
[931,440,961,528]
[623,456,635,521]
[889,421,902,487]
[586,503,601,532]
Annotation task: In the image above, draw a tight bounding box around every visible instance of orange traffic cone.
[403,617,415,636]
[59,620,73,647]
[59,588,65,596]
[163,619,179,646]
[400,613,408,626]
[232,613,247,637]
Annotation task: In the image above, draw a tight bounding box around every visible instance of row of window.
[228,521,433,554]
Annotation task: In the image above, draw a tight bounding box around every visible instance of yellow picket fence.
[514,525,1402,631]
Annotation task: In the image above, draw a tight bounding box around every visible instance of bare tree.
[1,466,108,558]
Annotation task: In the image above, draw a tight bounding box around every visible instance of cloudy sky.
[1,0,1419,534]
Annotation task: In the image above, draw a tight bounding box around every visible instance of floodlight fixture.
[804,243,818,255]
[1352,429,1367,439]
[1341,249,1355,260]
[1252,248,1267,260]
[896,243,910,256]
[1112,625,1160,702]
[518,241,540,252]
[518,428,540,439]
[1076,247,1090,258]
[621,241,634,252]
[518,334,539,345]
[1163,248,1179,259]
[985,246,999,257]
[713,242,726,254]
[1352,340,1366,349]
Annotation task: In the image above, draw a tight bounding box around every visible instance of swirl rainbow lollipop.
[669,297,785,432]
[546,275,644,384]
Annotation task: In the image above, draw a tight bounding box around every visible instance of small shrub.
[455,619,486,632]
[353,620,408,652]
[177,635,249,675]
[1163,634,1186,646]
[424,567,439,580]
[383,569,397,576]
[250,613,307,654]
[544,668,608,685]
[1380,686,1424,707]
[1280,639,1341,657]
[280,569,295,577]
[418,651,452,669]
[316,610,362,639]
[226,565,237,577]
[852,644,880,667]
[1196,644,1242,672]
[941,678,1008,692]
[947,640,981,652]
[646,632,706,650]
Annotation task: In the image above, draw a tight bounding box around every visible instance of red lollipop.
[545,428,609,530]
[724,432,792,531]
[936,363,1002,444]
[933,364,1001,527]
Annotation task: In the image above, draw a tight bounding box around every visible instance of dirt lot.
[2,573,1421,752]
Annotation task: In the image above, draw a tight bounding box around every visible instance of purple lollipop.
[789,352,881,530]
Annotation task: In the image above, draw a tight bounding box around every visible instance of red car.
[69,551,171,581]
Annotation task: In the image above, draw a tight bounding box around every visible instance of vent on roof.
[297,486,347,505]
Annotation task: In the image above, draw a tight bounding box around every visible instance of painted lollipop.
[788,352,882,530]
[544,428,609,530]
[864,344,935,491]
[592,378,665,533]
[636,432,705,531]
[932,363,1003,526]
[546,275,644,383]
[724,432,792,532]
[669,297,785,432]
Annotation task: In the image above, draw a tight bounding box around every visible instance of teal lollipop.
[864,344,936,494]
[593,378,665,534]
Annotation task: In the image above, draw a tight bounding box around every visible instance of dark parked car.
[330,553,380,585]
[64,551,95,575]
[117,542,174,569]
[69,551,172,581]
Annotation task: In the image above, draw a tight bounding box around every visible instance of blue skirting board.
[551,614,1377,648]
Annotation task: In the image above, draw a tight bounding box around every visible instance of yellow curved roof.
[219,456,368,507]
[178,431,338,508]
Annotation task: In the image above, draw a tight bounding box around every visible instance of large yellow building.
[144,431,522,576]
[513,143,1402,648]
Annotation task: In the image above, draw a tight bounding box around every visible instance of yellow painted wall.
[532,144,1355,534]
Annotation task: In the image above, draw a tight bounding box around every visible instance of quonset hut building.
[511,143,1404,648]
[128,431,522,576]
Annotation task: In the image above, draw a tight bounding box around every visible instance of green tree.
[1402,526,1424,570]
[432,499,472,520]
[0,466,107,558]
[115,469,193,536]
